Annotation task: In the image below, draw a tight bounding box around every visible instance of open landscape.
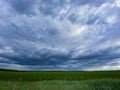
[0,0,120,90]
[0,70,120,90]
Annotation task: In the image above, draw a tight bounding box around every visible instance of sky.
[0,0,120,71]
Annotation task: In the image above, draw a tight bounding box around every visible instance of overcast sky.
[0,0,120,71]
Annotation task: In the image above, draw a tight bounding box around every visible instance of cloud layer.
[0,0,120,71]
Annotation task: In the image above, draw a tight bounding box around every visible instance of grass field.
[0,70,120,90]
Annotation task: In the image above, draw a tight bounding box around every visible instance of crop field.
[0,70,120,90]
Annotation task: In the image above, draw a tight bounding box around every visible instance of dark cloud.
[8,0,36,14]
[0,0,120,71]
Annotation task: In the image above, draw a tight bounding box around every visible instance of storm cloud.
[0,0,120,71]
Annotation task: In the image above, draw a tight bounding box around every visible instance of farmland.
[0,70,120,90]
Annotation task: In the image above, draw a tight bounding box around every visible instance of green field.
[0,70,120,90]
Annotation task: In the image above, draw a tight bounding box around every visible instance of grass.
[0,70,120,81]
[0,70,120,90]
[0,79,120,90]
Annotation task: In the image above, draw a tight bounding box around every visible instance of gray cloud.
[7,0,36,14]
[0,0,120,71]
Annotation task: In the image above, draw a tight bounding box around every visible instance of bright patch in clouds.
[0,0,120,71]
